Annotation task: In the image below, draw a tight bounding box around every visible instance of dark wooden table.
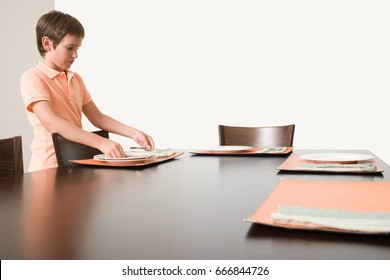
[1,150,389,260]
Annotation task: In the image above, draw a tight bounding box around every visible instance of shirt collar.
[36,61,75,79]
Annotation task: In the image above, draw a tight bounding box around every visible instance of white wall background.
[56,0,390,162]
[2,0,389,169]
[56,0,390,161]
[0,0,54,170]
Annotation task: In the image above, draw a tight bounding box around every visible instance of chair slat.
[0,136,24,177]
[52,130,109,167]
[219,124,295,147]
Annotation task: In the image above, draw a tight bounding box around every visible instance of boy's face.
[43,34,83,72]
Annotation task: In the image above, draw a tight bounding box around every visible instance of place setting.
[189,145,293,156]
[244,178,390,235]
[70,147,183,167]
[277,152,383,173]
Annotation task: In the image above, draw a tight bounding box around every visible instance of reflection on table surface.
[1,150,389,260]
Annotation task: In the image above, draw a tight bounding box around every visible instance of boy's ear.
[42,36,52,52]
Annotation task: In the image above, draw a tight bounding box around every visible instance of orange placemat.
[245,179,390,234]
[70,152,183,167]
[277,153,383,173]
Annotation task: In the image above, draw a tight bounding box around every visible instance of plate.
[71,152,184,167]
[299,153,374,163]
[93,153,152,162]
[205,146,254,152]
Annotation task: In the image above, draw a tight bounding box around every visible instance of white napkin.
[126,148,173,158]
[297,162,377,172]
[271,205,390,233]
[256,146,288,154]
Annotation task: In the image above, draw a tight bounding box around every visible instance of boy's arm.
[32,100,126,158]
[82,101,155,150]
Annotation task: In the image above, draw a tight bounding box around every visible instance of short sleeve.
[20,69,51,113]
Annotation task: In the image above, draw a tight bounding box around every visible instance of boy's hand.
[99,138,126,158]
[132,130,155,151]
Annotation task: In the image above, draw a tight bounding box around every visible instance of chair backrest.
[0,136,24,177]
[218,124,295,147]
[52,130,109,167]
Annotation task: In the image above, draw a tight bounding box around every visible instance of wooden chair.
[52,130,109,167]
[218,124,295,147]
[0,136,24,177]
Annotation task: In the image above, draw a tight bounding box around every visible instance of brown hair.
[36,10,85,57]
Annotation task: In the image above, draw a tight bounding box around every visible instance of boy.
[21,10,154,172]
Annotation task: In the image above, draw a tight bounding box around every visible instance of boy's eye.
[65,46,79,51]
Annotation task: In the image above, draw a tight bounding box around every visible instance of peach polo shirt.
[21,61,92,172]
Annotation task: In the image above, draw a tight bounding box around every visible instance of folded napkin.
[297,162,377,172]
[126,148,173,158]
[257,146,288,154]
[271,205,390,233]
